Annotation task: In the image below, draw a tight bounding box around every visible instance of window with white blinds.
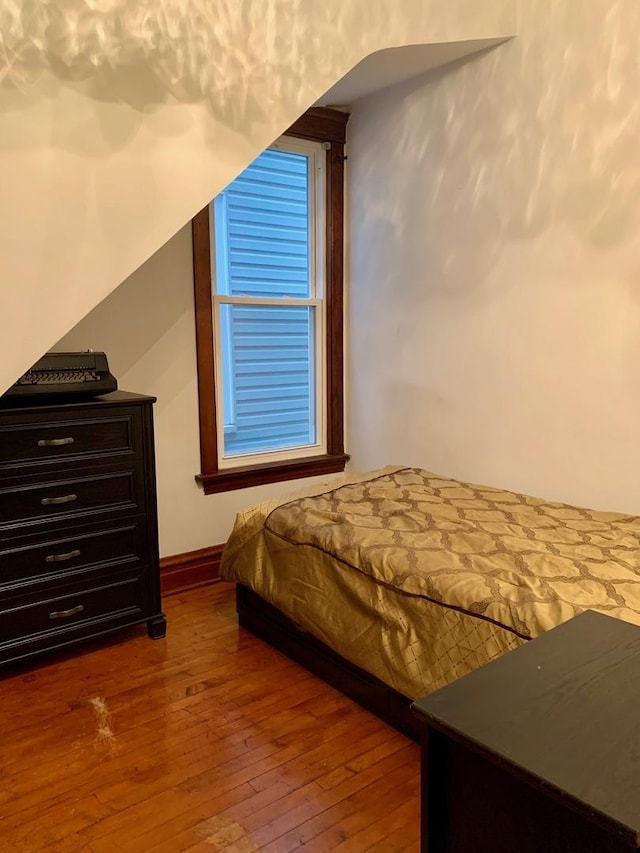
[192,107,348,494]
[211,138,325,465]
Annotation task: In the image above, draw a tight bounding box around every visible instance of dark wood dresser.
[0,390,166,668]
[412,610,640,853]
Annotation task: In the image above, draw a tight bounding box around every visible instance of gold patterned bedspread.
[221,467,640,698]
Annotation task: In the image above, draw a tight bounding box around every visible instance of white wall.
[56,226,341,556]
[1,1,517,557]
[0,0,516,398]
[348,0,640,514]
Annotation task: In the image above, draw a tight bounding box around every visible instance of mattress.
[220,467,640,699]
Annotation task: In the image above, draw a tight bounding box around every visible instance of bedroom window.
[192,107,349,494]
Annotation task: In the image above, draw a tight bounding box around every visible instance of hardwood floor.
[0,583,420,852]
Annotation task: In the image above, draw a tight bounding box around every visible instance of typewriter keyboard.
[17,370,101,385]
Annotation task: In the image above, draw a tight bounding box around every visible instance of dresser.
[0,391,166,668]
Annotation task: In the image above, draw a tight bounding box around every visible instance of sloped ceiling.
[318,39,509,107]
[0,0,516,395]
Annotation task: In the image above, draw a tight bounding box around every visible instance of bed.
[220,466,640,739]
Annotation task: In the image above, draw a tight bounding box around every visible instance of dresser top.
[0,390,156,414]
[412,610,640,846]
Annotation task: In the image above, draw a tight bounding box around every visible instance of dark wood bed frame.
[236,584,420,741]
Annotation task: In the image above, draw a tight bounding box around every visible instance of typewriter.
[3,351,118,399]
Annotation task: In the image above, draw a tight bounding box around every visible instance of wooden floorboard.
[0,583,420,852]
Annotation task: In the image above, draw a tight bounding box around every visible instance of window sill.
[195,452,350,495]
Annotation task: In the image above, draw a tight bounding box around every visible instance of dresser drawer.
[0,575,143,644]
[0,411,139,473]
[0,519,147,590]
[0,468,143,529]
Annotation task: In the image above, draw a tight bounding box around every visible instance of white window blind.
[212,140,325,464]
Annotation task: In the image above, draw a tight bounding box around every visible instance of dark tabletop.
[412,610,640,846]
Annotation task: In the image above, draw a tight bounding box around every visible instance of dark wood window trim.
[192,107,350,495]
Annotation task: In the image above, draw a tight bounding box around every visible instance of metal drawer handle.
[46,549,81,563]
[37,437,75,447]
[49,605,85,620]
[41,494,78,506]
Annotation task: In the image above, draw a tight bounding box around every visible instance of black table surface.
[411,610,640,847]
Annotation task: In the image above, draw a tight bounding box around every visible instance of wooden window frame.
[192,107,350,495]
